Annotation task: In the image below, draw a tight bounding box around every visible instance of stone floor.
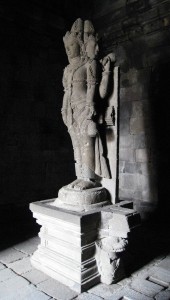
[0,230,170,300]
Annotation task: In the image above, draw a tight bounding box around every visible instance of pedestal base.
[53,186,109,212]
[30,199,140,292]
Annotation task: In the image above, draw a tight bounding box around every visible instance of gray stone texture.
[0,248,28,264]
[148,267,170,287]
[130,278,164,297]
[76,292,102,300]
[0,268,16,282]
[91,0,170,218]
[23,269,51,285]
[14,237,40,255]
[119,135,134,148]
[88,283,122,298]
[119,149,135,162]
[119,173,136,190]
[130,117,145,134]
[0,275,30,299]
[0,281,51,300]
[8,257,33,275]
[106,286,152,300]
[155,290,170,300]
[37,278,78,300]
[0,263,5,271]
[135,149,149,162]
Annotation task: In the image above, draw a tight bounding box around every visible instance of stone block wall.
[92,0,170,218]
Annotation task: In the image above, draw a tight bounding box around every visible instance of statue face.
[65,39,80,59]
[86,39,99,59]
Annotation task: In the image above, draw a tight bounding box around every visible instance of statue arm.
[86,60,98,118]
[99,56,111,99]
[61,68,69,126]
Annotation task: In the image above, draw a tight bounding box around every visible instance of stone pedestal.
[30,200,140,293]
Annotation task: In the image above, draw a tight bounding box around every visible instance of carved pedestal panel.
[30,200,140,292]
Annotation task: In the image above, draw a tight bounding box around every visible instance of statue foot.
[67,179,82,189]
[74,179,101,191]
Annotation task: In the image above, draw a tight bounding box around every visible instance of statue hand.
[102,56,111,72]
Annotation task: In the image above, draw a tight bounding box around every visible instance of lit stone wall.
[93,0,170,218]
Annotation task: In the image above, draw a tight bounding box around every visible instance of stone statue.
[61,18,113,191]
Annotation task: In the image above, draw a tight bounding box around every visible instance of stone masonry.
[0,234,170,299]
[93,0,170,218]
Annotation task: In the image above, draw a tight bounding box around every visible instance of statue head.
[71,18,83,40]
[85,35,99,59]
[84,20,95,44]
[63,19,86,62]
[63,32,80,60]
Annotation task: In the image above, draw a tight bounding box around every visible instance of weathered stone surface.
[120,84,144,102]
[158,256,170,271]
[8,257,33,275]
[0,263,5,271]
[75,292,102,300]
[0,268,16,282]
[130,117,144,134]
[121,68,139,87]
[14,237,40,255]
[119,161,125,173]
[119,188,134,200]
[88,283,122,298]
[119,149,135,162]
[148,266,170,287]
[124,162,138,174]
[136,174,150,190]
[105,286,152,300]
[119,135,134,148]
[119,119,130,135]
[0,248,27,264]
[119,102,132,119]
[119,173,136,190]
[23,269,50,285]
[133,134,148,149]
[131,101,143,118]
[0,281,50,300]
[130,278,163,297]
[0,275,30,299]
[37,278,78,300]
[155,290,170,300]
[135,149,149,162]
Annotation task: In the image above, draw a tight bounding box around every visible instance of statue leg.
[73,135,101,190]
[67,127,83,188]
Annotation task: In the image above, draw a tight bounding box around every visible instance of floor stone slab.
[88,283,122,298]
[0,275,29,298]
[148,266,170,287]
[8,257,33,274]
[105,286,152,300]
[130,278,163,297]
[158,257,170,271]
[14,237,40,255]
[0,282,51,300]
[23,268,51,285]
[0,263,5,270]
[75,292,103,300]
[155,290,170,300]
[0,268,17,282]
[0,248,28,264]
[37,278,78,300]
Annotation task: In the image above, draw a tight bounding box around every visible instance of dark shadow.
[122,216,170,276]
[0,204,40,250]
[149,62,170,221]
